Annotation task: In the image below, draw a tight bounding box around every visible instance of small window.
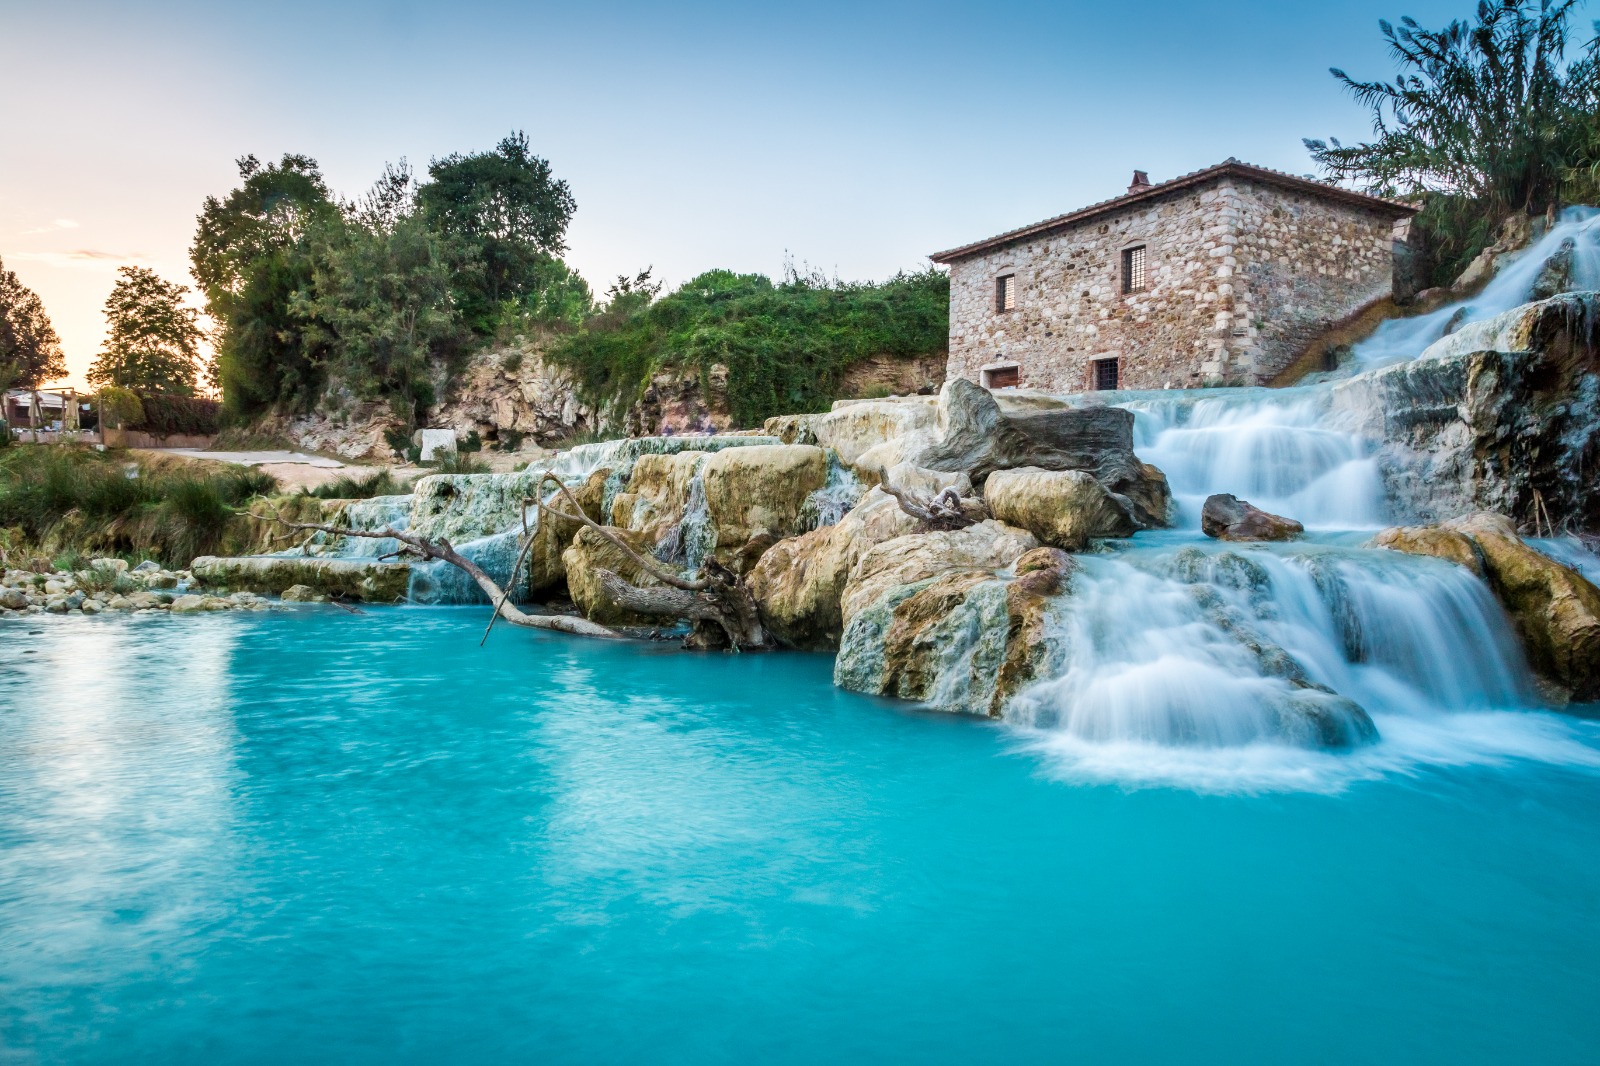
[995,274,1016,312]
[1121,246,1147,294]
[984,364,1020,390]
[1093,358,1119,391]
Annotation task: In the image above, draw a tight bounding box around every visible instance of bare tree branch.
[877,467,982,530]
[259,501,621,639]
[531,472,707,591]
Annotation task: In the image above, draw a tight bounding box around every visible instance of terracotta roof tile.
[929,159,1415,263]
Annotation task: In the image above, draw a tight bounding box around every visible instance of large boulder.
[1331,292,1600,530]
[914,378,1145,488]
[701,444,828,571]
[798,398,941,473]
[983,467,1137,551]
[1374,512,1600,702]
[190,556,410,602]
[609,452,705,540]
[1201,494,1303,542]
[746,487,924,649]
[561,526,664,626]
[833,544,1073,717]
[840,519,1039,628]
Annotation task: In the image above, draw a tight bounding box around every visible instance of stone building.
[930,159,1415,393]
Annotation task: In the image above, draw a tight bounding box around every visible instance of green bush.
[547,268,949,426]
[427,451,490,475]
[300,469,409,499]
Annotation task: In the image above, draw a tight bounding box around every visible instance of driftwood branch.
[260,503,620,639]
[529,471,767,649]
[878,468,981,530]
[532,472,707,591]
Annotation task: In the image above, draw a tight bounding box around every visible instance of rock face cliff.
[278,342,948,459]
[1334,293,1600,531]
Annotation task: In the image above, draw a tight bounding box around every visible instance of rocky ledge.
[1373,511,1600,703]
[0,559,277,617]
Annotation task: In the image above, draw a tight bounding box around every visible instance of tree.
[191,153,338,417]
[87,267,204,395]
[0,256,66,392]
[301,212,467,420]
[1306,0,1600,279]
[418,131,576,330]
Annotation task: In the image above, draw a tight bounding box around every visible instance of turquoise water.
[2,609,1598,1064]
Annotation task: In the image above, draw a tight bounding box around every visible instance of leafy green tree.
[191,154,338,416]
[87,267,204,395]
[0,256,66,392]
[301,212,467,420]
[1307,0,1600,280]
[418,131,576,330]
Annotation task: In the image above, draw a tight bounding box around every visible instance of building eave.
[928,159,1416,264]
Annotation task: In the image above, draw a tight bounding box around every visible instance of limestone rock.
[1375,512,1600,702]
[833,542,1074,717]
[840,519,1039,628]
[746,487,924,649]
[527,467,611,594]
[0,589,26,610]
[80,599,101,615]
[1201,494,1304,542]
[1370,525,1483,575]
[169,594,208,613]
[1330,292,1600,529]
[611,454,704,540]
[806,399,941,471]
[701,444,827,570]
[562,526,664,626]
[915,378,1146,488]
[1529,237,1575,301]
[983,467,1137,551]
[281,584,322,602]
[190,555,410,603]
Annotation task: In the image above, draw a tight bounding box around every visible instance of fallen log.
[260,502,621,639]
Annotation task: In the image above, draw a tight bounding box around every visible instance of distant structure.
[930,159,1415,393]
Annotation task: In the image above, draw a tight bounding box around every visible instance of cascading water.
[1125,388,1388,529]
[1352,205,1600,369]
[994,208,1600,788]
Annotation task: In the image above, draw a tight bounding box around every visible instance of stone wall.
[944,175,1402,392]
[1230,182,1397,383]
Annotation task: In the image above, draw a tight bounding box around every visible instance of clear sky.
[0,0,1469,387]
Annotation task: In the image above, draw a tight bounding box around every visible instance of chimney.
[1128,170,1153,194]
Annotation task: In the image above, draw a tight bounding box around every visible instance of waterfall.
[1125,390,1387,529]
[802,452,867,530]
[1010,545,1532,749]
[1352,205,1600,369]
[989,210,1600,788]
[653,472,716,572]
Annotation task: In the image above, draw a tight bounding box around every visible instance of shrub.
[547,267,949,426]
[114,392,222,436]
[301,469,409,499]
[96,387,145,429]
[0,447,280,566]
[460,429,483,453]
[497,427,526,452]
[427,451,490,475]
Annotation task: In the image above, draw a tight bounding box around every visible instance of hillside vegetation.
[547,267,948,426]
